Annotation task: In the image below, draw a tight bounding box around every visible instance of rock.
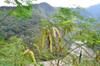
[69,41,96,59]
[25,60,66,66]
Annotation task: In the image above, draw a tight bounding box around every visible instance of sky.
[0,0,100,8]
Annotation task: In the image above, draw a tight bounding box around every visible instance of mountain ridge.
[0,2,99,40]
[86,4,100,19]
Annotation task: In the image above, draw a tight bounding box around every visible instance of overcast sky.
[0,0,100,8]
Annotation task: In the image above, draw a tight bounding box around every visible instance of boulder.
[69,41,96,59]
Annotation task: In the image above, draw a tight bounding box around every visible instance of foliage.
[73,22,100,49]
[76,60,100,66]
[5,0,34,6]
[0,36,37,66]
[0,2,100,66]
[4,0,34,17]
[11,5,32,17]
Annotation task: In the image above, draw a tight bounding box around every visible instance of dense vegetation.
[0,0,100,66]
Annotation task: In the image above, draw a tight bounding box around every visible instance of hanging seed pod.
[52,27,62,51]
[52,27,61,38]
[24,49,36,63]
[47,28,53,52]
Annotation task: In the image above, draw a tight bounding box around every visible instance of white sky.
[0,0,100,8]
